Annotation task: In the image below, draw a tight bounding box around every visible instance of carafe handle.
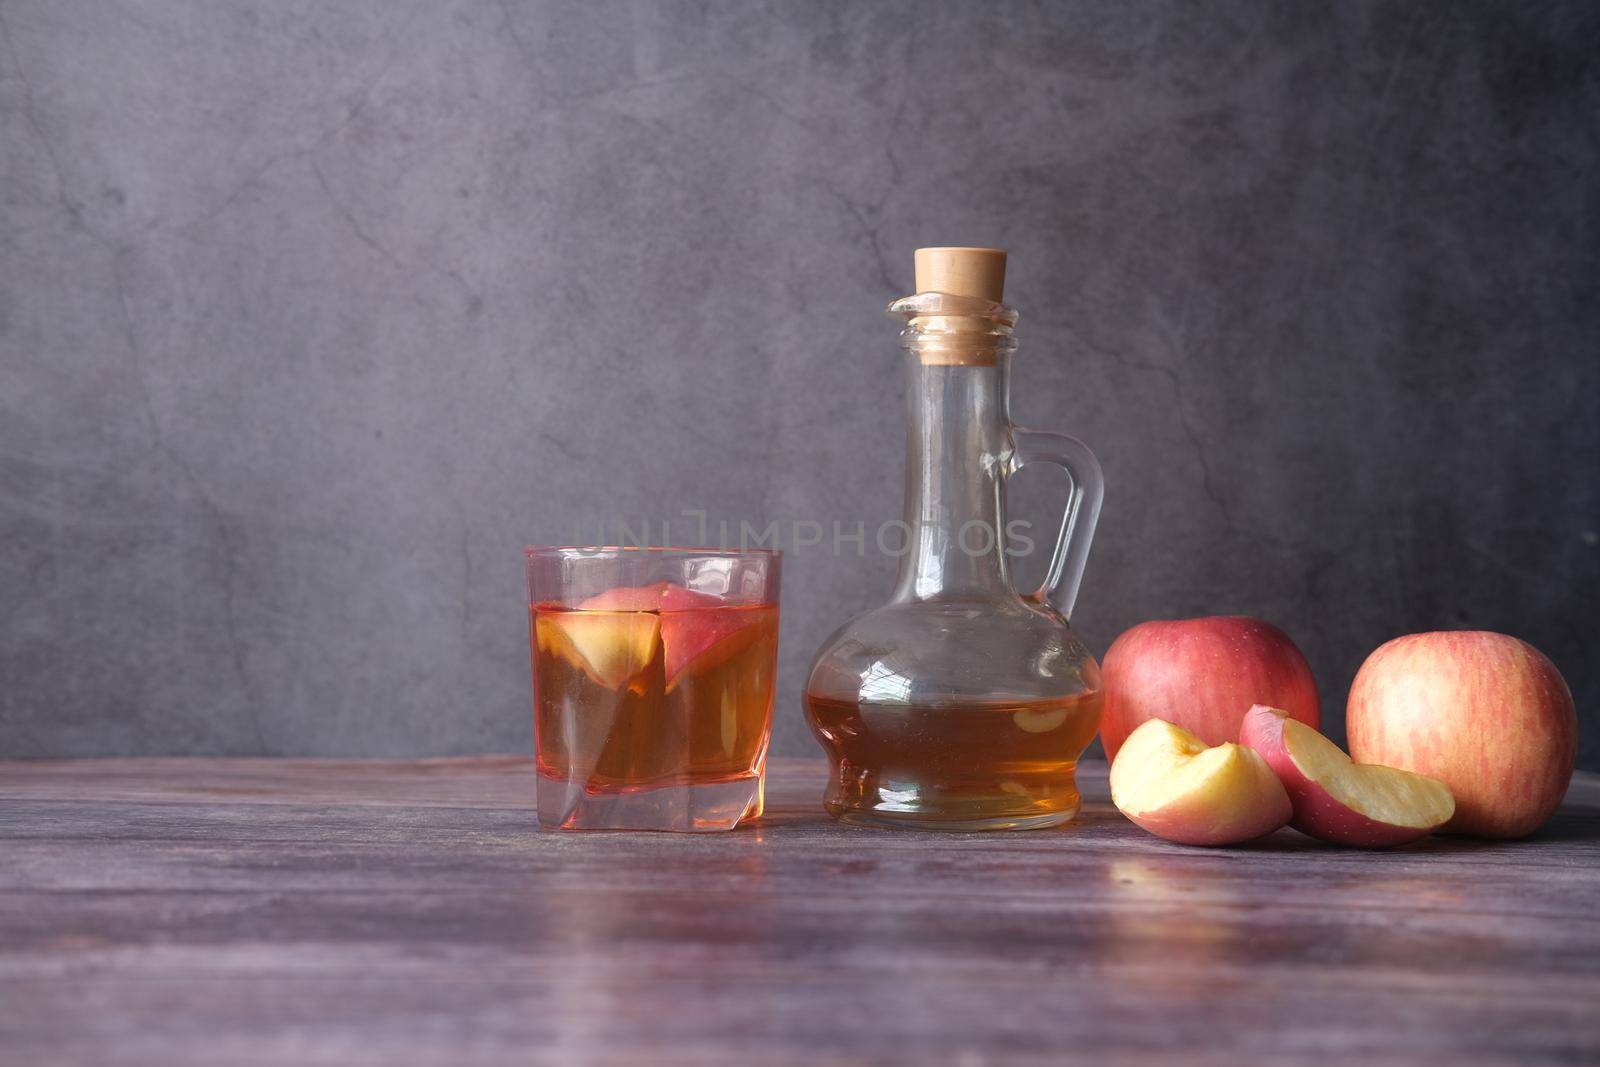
[1008,428,1104,623]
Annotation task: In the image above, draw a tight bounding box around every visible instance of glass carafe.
[804,247,1105,830]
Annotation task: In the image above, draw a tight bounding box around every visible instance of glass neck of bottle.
[891,351,1015,602]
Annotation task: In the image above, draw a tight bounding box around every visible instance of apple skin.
[1100,616,1320,762]
[579,582,769,687]
[1347,631,1576,839]
[1109,719,1293,847]
[1241,705,1451,848]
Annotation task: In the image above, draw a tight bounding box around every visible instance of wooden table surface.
[3,757,1598,1066]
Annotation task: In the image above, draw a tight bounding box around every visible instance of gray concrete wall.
[2,1,1596,766]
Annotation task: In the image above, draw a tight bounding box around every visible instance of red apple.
[1347,631,1576,839]
[1109,719,1292,846]
[1100,617,1320,762]
[578,582,769,689]
[1241,704,1454,847]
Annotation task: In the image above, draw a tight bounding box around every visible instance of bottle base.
[822,760,1084,832]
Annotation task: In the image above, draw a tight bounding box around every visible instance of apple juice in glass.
[526,546,780,831]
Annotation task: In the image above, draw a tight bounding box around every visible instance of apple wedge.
[1240,704,1454,848]
[535,608,661,690]
[1109,719,1292,846]
[580,582,769,690]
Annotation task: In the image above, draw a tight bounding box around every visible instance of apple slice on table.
[1109,719,1292,846]
[1240,704,1454,848]
[535,608,661,690]
[579,582,768,689]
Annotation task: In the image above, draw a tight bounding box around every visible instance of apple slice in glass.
[1240,704,1455,848]
[579,582,767,690]
[535,608,661,690]
[1109,718,1293,846]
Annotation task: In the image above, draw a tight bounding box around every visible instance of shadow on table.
[1423,806,1600,848]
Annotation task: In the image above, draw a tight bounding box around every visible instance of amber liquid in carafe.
[804,690,1103,828]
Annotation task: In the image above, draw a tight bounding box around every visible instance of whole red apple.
[1346,631,1576,839]
[1100,617,1320,762]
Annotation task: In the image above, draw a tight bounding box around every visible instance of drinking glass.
[526,546,781,831]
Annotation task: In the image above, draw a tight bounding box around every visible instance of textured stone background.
[2,1,1596,766]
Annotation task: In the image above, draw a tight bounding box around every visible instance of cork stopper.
[898,248,1014,367]
[914,247,1006,301]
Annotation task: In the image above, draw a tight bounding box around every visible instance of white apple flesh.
[1110,719,1292,847]
[535,610,661,690]
[1240,705,1454,848]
